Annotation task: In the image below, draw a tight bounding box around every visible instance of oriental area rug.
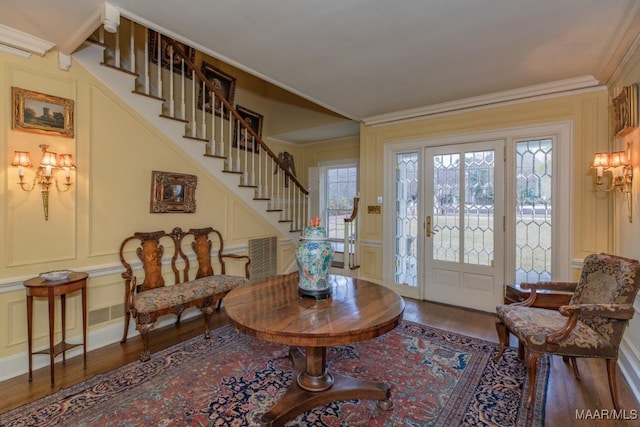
[1,321,547,426]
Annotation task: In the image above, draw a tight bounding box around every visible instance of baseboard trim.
[619,335,640,406]
[0,309,202,382]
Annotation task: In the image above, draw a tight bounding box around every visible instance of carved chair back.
[119,230,180,293]
[177,227,227,280]
[120,227,246,298]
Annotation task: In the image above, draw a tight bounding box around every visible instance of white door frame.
[382,121,573,304]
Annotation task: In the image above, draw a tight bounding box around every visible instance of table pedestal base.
[261,347,392,427]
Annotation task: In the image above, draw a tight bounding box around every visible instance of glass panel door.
[515,138,552,282]
[425,140,504,312]
[394,152,419,286]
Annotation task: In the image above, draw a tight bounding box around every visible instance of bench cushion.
[133,275,249,314]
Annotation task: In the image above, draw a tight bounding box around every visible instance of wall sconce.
[592,141,633,222]
[10,144,76,221]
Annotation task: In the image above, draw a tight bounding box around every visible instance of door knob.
[426,215,438,238]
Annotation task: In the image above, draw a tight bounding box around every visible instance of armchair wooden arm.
[511,281,576,307]
[544,308,580,350]
[545,303,636,351]
[520,281,578,293]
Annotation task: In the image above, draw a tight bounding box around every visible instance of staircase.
[72,18,308,236]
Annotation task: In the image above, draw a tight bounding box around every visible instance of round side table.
[24,271,88,386]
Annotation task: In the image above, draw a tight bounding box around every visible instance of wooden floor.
[1,298,637,426]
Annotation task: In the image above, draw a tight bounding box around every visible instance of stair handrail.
[163,37,307,195]
[343,197,360,223]
[343,197,359,269]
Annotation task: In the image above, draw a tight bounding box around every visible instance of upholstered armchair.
[494,253,640,409]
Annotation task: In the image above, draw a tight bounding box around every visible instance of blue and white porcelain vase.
[296,218,333,299]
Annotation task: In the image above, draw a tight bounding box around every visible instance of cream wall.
[0,50,286,367]
[298,135,360,187]
[608,39,640,399]
[262,133,359,191]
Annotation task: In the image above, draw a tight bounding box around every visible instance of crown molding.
[363,75,601,126]
[0,24,54,56]
[597,0,640,85]
[0,43,31,58]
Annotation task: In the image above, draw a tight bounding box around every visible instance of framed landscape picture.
[198,61,236,119]
[150,171,197,213]
[148,30,196,75]
[233,105,263,153]
[12,87,74,137]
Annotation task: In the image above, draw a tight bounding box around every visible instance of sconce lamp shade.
[592,152,610,168]
[57,154,76,169]
[609,151,629,168]
[11,151,33,168]
[591,141,634,222]
[40,151,58,168]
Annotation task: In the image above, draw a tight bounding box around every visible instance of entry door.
[424,140,504,312]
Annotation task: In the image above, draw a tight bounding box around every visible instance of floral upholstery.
[134,275,248,314]
[494,253,640,409]
[496,305,618,356]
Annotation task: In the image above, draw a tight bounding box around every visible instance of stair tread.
[160,114,188,123]
[184,135,208,142]
[203,153,227,159]
[101,62,138,77]
[132,89,164,101]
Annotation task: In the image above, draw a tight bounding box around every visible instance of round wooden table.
[24,271,88,387]
[224,273,405,427]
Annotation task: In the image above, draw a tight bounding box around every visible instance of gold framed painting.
[233,105,263,153]
[12,87,74,137]
[150,171,198,213]
[148,30,196,75]
[612,83,638,136]
[197,61,237,119]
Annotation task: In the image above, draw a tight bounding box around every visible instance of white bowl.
[40,270,73,281]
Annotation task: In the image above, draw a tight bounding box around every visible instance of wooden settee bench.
[119,227,250,361]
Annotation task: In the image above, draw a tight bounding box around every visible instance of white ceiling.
[2,1,640,134]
